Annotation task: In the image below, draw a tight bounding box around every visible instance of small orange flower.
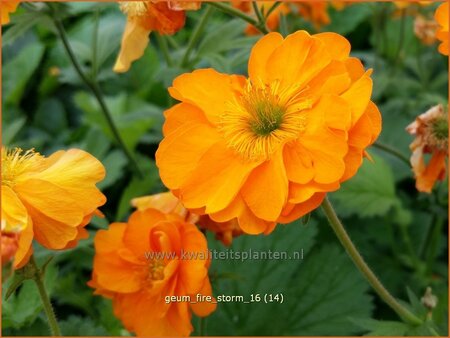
[406,105,448,193]
[132,192,243,246]
[435,2,449,55]
[394,1,432,9]
[1,231,19,266]
[1,147,106,268]
[156,31,381,235]
[114,1,200,73]
[414,15,439,45]
[1,1,19,25]
[232,1,290,35]
[89,208,216,336]
[295,1,332,29]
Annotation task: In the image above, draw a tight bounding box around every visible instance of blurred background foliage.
[1,1,448,336]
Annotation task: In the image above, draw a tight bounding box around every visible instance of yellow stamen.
[148,259,165,281]
[220,80,311,161]
[119,1,148,16]
[1,147,44,187]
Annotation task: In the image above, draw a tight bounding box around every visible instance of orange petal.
[13,217,34,269]
[156,121,221,189]
[283,142,314,184]
[313,32,351,60]
[169,69,246,125]
[241,149,288,221]
[180,142,261,213]
[114,18,151,73]
[278,192,326,223]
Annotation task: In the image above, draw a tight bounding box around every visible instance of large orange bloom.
[1,147,106,268]
[132,192,243,246]
[89,208,216,336]
[156,31,381,235]
[1,1,19,25]
[114,1,200,73]
[435,2,449,55]
[406,105,448,193]
[232,1,290,35]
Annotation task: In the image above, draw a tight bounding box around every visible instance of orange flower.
[414,15,439,45]
[114,1,200,73]
[1,147,106,268]
[394,1,432,9]
[132,192,243,246]
[295,1,332,29]
[1,1,19,25]
[406,105,448,193]
[156,31,381,235]
[89,208,216,336]
[1,231,19,266]
[232,1,290,35]
[435,2,449,55]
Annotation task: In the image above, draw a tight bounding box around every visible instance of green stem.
[251,1,265,26]
[29,256,61,336]
[181,6,214,68]
[155,33,174,67]
[321,196,423,326]
[265,2,282,19]
[47,3,143,178]
[372,142,411,166]
[207,2,269,34]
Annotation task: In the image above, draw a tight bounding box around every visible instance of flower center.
[428,116,448,150]
[1,147,43,187]
[220,80,311,161]
[148,258,165,281]
[119,1,148,16]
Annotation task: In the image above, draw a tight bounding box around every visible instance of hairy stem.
[29,256,61,336]
[321,196,423,326]
[372,142,411,166]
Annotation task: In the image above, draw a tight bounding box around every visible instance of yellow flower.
[1,147,106,268]
[435,2,449,55]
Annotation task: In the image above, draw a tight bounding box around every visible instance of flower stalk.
[321,196,423,326]
[46,3,143,178]
[28,256,62,336]
[207,2,269,34]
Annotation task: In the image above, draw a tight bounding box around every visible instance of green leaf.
[351,318,409,336]
[206,222,373,335]
[97,149,127,190]
[60,316,109,336]
[2,116,26,145]
[74,92,160,151]
[2,42,44,105]
[327,3,373,35]
[116,155,162,220]
[331,155,401,218]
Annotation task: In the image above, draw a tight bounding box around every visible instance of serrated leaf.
[331,155,401,218]
[351,318,409,336]
[206,222,373,335]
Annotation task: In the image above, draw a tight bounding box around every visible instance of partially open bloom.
[1,1,19,25]
[232,1,290,35]
[1,147,106,268]
[114,1,200,73]
[156,31,381,235]
[132,192,243,246]
[406,105,448,193]
[89,208,216,336]
[435,2,449,55]
[414,15,439,45]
